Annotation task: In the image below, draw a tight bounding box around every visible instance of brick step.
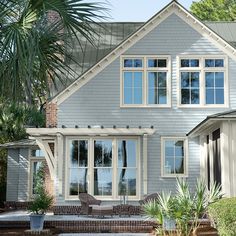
[193,226,218,236]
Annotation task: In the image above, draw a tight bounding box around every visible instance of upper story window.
[178,56,227,107]
[121,56,171,107]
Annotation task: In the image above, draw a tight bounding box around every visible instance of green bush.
[208,197,236,236]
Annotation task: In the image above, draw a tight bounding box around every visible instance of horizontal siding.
[6,149,19,201]
[17,148,29,201]
[57,14,236,203]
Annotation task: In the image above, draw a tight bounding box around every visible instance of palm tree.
[0,0,107,105]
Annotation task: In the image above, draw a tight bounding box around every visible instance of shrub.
[208,197,236,236]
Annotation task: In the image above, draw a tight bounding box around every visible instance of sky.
[100,0,197,22]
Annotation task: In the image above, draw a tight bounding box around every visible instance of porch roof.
[187,110,236,137]
[27,127,156,137]
[0,139,37,149]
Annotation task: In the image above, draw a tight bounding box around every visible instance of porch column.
[199,135,207,180]
[56,133,64,197]
[221,121,231,196]
[143,134,148,195]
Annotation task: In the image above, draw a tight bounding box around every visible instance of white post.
[143,134,148,195]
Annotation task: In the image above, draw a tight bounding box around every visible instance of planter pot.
[163,217,176,230]
[30,214,45,231]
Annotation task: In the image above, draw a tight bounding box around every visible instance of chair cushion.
[90,205,113,210]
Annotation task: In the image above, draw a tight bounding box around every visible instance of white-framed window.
[161,137,188,177]
[29,149,45,197]
[121,55,171,107]
[66,137,140,200]
[178,56,228,107]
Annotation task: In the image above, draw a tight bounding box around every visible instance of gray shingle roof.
[0,139,37,148]
[50,21,236,96]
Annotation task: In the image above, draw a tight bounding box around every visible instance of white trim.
[143,134,148,195]
[120,55,171,107]
[50,1,236,106]
[65,136,141,201]
[161,136,188,178]
[177,55,229,108]
[27,128,156,136]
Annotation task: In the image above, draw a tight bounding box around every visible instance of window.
[69,140,88,196]
[121,56,170,107]
[29,149,45,196]
[67,137,140,200]
[118,140,137,196]
[162,138,187,177]
[178,56,227,107]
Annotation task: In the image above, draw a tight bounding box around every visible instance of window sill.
[120,105,172,108]
[177,104,229,108]
[161,174,188,178]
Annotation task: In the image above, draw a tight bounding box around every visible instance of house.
[2,0,236,208]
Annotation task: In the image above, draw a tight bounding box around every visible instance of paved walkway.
[59,234,151,236]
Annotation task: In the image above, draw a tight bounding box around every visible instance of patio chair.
[79,193,101,215]
[139,192,159,205]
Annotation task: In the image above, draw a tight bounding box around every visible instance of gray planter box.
[30,214,45,231]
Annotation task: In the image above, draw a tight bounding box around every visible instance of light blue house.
[3,1,236,206]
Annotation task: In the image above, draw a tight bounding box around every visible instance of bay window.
[67,137,140,200]
[121,56,171,107]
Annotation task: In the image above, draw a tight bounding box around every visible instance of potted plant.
[28,163,53,231]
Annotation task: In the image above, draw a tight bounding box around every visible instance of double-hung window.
[121,56,170,107]
[162,137,187,177]
[67,137,140,200]
[178,56,227,107]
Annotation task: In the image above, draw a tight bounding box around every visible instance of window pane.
[134,88,142,104]
[69,169,78,195]
[158,59,167,67]
[78,169,88,193]
[32,161,43,194]
[158,89,167,104]
[190,59,199,67]
[118,169,136,196]
[148,59,158,67]
[134,72,142,87]
[191,89,200,104]
[165,157,175,174]
[181,59,189,67]
[175,157,184,174]
[206,89,214,104]
[215,72,224,87]
[70,141,78,167]
[216,89,224,104]
[215,59,224,67]
[175,141,184,156]
[205,72,214,87]
[94,169,112,196]
[181,89,190,104]
[191,72,199,87]
[124,72,132,87]
[181,72,190,88]
[148,88,156,104]
[118,140,136,168]
[158,72,167,87]
[205,59,214,67]
[124,59,133,67]
[148,72,157,87]
[165,141,174,156]
[134,59,142,67]
[31,149,44,157]
[78,141,88,167]
[94,140,112,167]
[124,88,132,104]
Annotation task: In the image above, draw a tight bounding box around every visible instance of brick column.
[46,102,57,128]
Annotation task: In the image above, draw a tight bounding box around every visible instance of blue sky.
[101,0,196,22]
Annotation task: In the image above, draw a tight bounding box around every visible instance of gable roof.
[51,0,236,105]
[187,110,236,137]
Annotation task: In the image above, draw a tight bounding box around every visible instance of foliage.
[0,102,45,206]
[190,0,236,21]
[143,178,222,236]
[0,0,108,105]
[208,197,236,236]
[28,163,54,214]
